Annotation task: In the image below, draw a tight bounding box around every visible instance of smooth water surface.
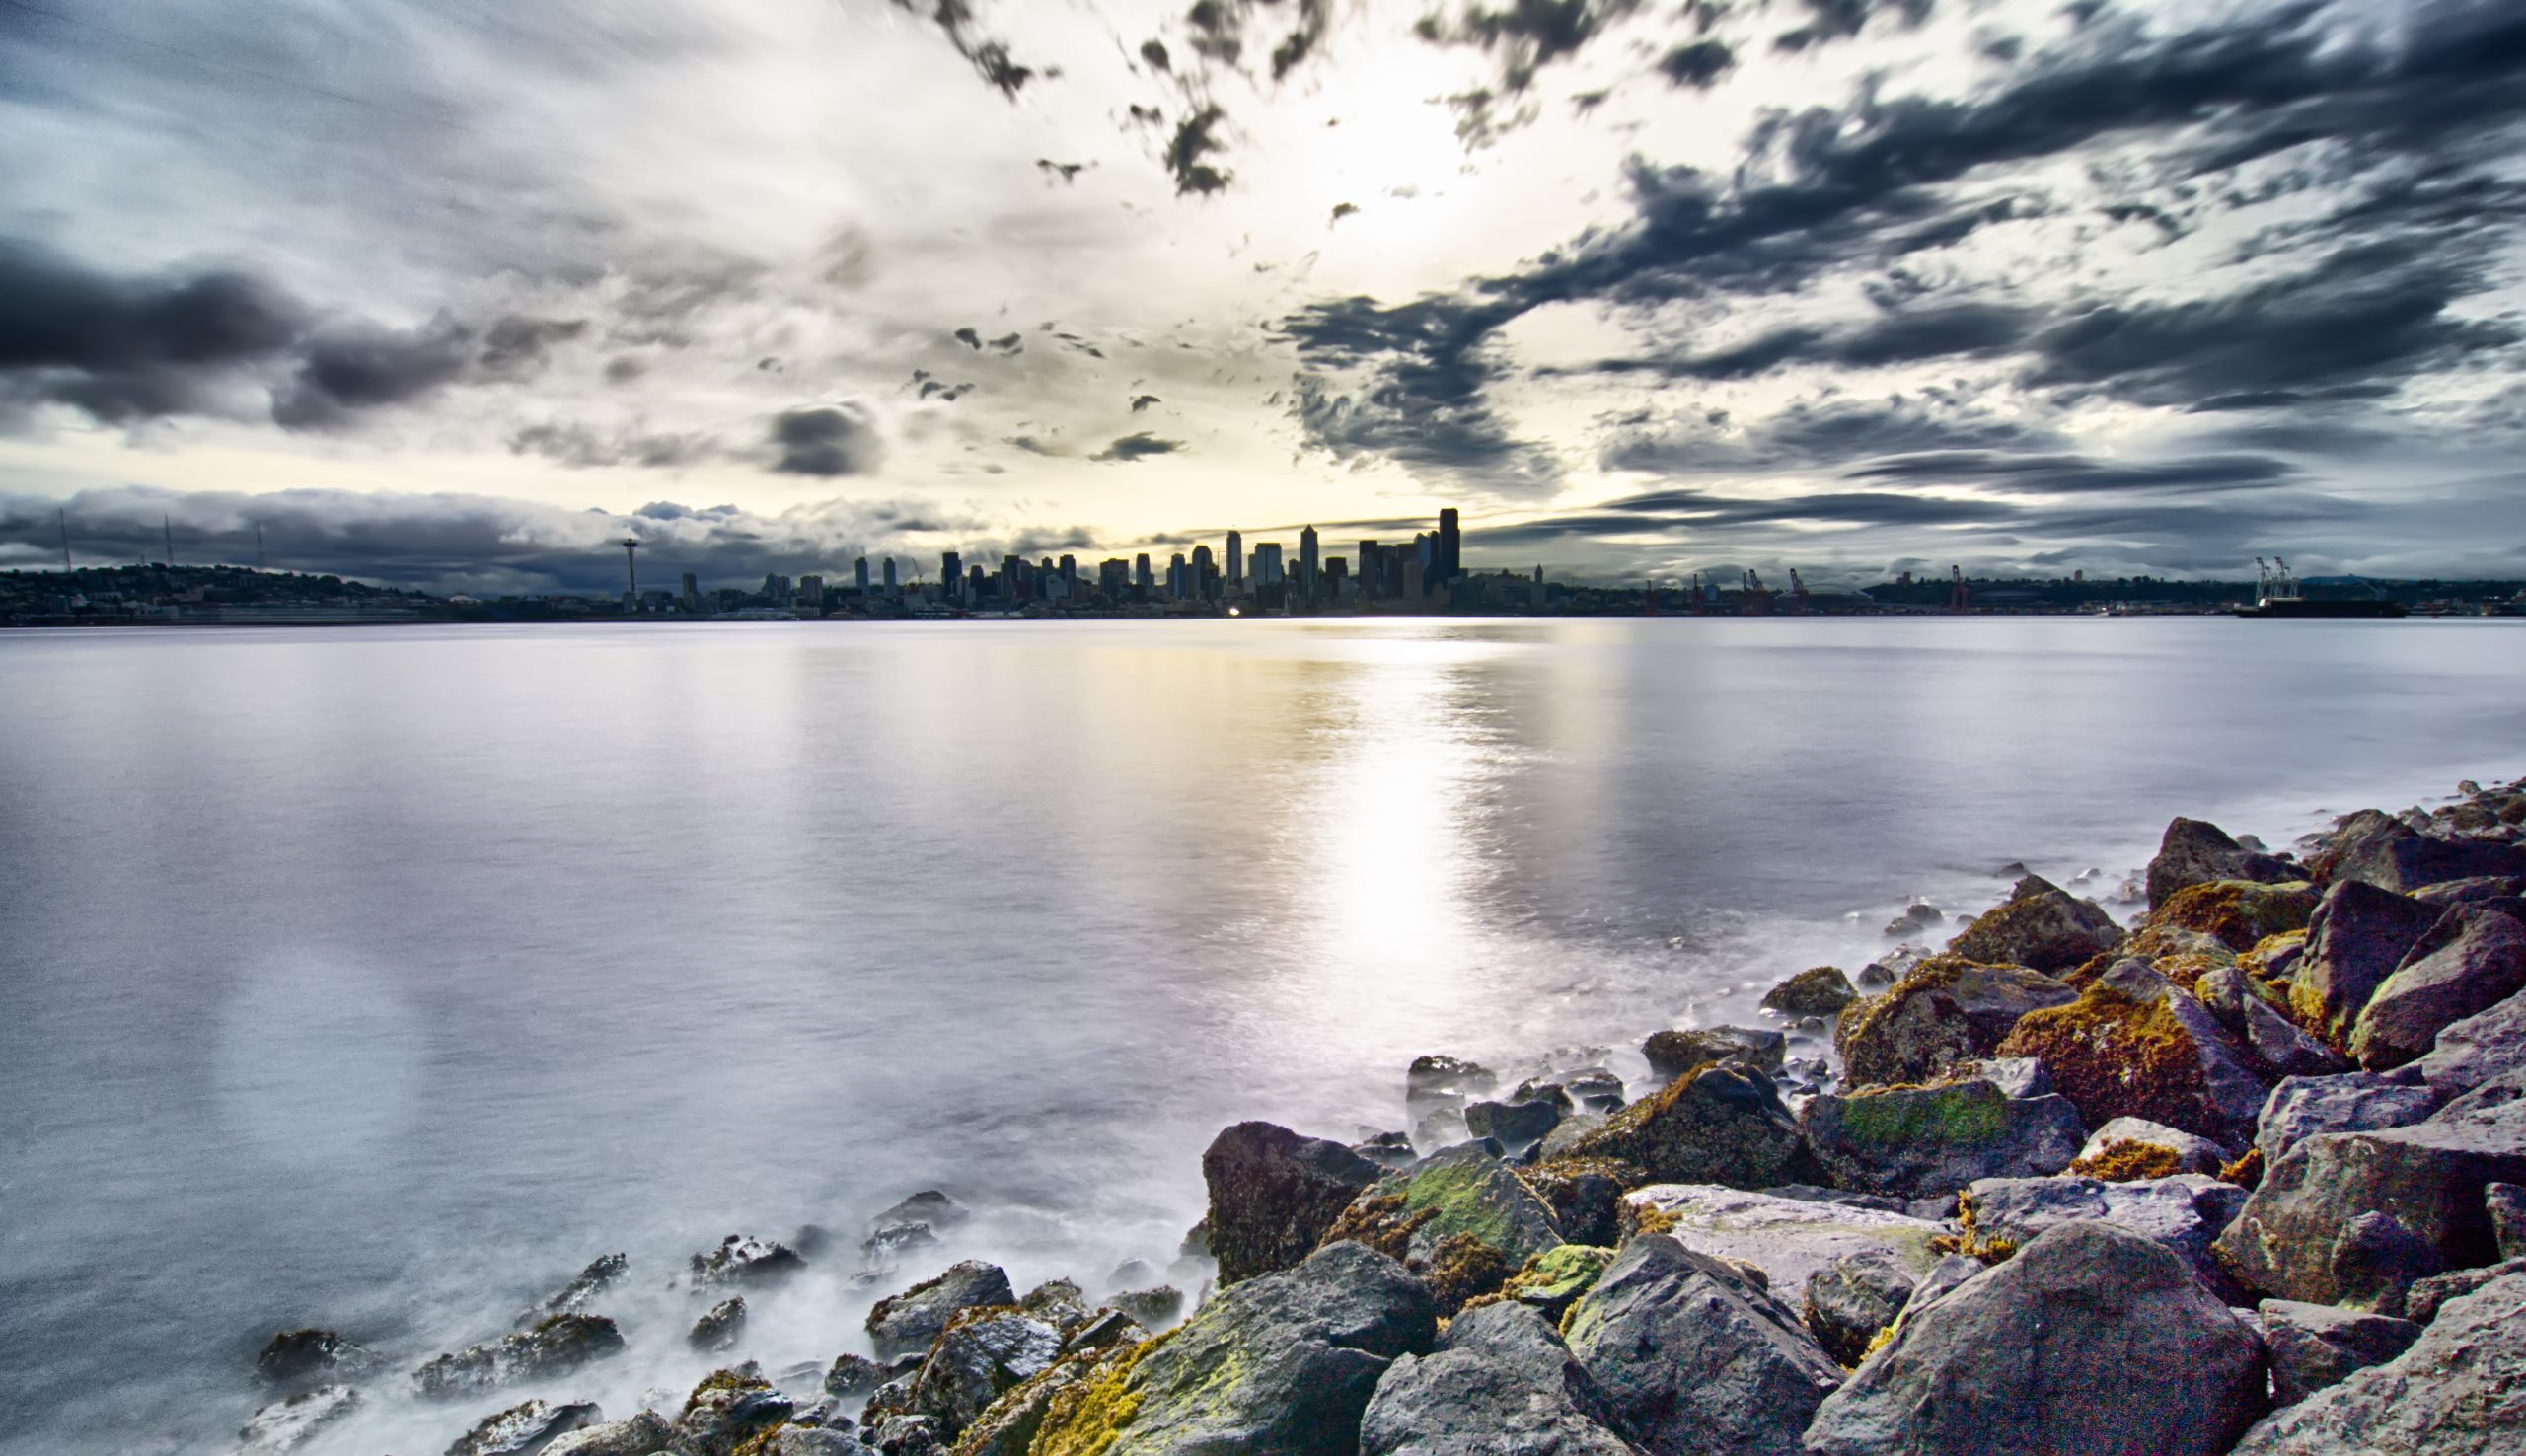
[1,617,2519,1451]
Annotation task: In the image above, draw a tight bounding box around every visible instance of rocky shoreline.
[239,776,2526,1455]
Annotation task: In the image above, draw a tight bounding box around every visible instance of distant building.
[1099,557,1130,598]
[940,551,962,602]
[1439,508,1461,585]
[882,557,898,595]
[1300,525,1320,606]
[1191,544,1216,603]
[1226,529,1243,586]
[1252,542,1285,586]
[854,557,871,597]
[1135,553,1152,594]
[799,574,825,611]
[679,572,700,612]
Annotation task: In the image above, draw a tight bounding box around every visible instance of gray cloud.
[770,405,884,476]
[1090,431,1183,462]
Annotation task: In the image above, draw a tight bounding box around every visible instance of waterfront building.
[1300,525,1320,606]
[1226,530,1243,586]
[679,572,700,612]
[855,557,871,597]
[882,557,898,595]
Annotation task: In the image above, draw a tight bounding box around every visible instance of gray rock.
[2405,1255,2526,1322]
[1994,960,2271,1151]
[864,1261,1016,1356]
[1023,1240,1438,1456]
[1836,958,2077,1088]
[1535,1113,1606,1162]
[1641,1026,1785,1081]
[2256,1071,2440,1169]
[447,1400,602,1456]
[1964,1174,2249,1297]
[1409,1055,1498,1097]
[540,1412,675,1456]
[518,1253,628,1327]
[1562,1234,1842,1456]
[1946,873,2126,974]
[1972,1056,2052,1099]
[1352,1131,1419,1171]
[907,1308,1061,1438]
[233,1385,360,1454]
[2227,1268,2526,1453]
[1892,1253,1984,1321]
[1882,904,1943,939]
[1803,1247,1921,1367]
[2491,1182,2526,1261]
[675,1366,796,1456]
[1109,1284,1184,1328]
[767,1431,872,1456]
[2294,880,2443,1045]
[1761,966,1859,1018]
[2418,988,2526,1096]
[1201,1121,1384,1284]
[2415,875,2526,905]
[1801,1077,2086,1197]
[1463,1097,1563,1150]
[2352,905,2526,1069]
[2258,1300,2422,1407]
[2245,996,2351,1077]
[1557,1068,1628,1113]
[863,1413,940,1456]
[2149,817,2297,908]
[2077,1117,2229,1176]
[1617,1185,1943,1301]
[2329,820,2526,895]
[1805,1220,2267,1456]
[692,1234,806,1288]
[690,1296,746,1353]
[412,1315,626,1402]
[253,1329,380,1391]
[1358,1301,1635,1456]
[1563,1062,1822,1190]
[822,1353,889,1399]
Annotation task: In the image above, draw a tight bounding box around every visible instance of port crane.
[1789,568,1811,613]
[1947,565,1971,614]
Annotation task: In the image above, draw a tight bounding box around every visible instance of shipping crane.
[1948,565,1971,614]
[1789,568,1811,613]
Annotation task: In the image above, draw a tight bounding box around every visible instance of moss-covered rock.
[1762,966,1859,1018]
[1317,1146,1563,1314]
[1801,1076,2086,1198]
[1945,874,2124,974]
[1563,1062,1822,1190]
[1835,956,2077,1088]
[1515,1157,1643,1248]
[1994,960,2270,1150]
[1488,1244,1615,1321]
[2148,879,2319,954]
[2146,817,2298,908]
[1200,1122,1382,1285]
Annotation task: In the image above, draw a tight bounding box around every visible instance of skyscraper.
[799,574,826,610]
[854,557,871,597]
[941,550,962,602]
[1438,508,1461,585]
[679,572,700,612]
[1135,553,1152,592]
[1191,543,1215,602]
[1226,530,1243,585]
[881,557,898,594]
[1299,525,1320,606]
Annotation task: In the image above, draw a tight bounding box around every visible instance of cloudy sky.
[2,0,2522,592]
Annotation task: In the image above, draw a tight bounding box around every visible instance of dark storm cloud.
[1658,40,1735,89]
[770,405,884,476]
[1601,393,2061,473]
[1090,431,1183,462]
[890,0,1048,99]
[1165,107,1232,196]
[1415,0,1645,91]
[476,316,588,378]
[271,318,476,430]
[1581,304,2031,380]
[1846,450,2298,494]
[0,242,306,421]
[1773,0,1933,54]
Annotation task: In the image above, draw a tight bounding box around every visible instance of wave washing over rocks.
[233,778,2526,1456]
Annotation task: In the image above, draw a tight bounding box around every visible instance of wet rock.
[1617,1184,1943,1303]
[2418,987,2526,1096]
[1554,1067,1628,1113]
[1995,959,2269,1149]
[1641,1025,1784,1081]
[253,1329,380,1391]
[2149,879,2320,954]
[2213,1095,2526,1309]
[1964,1173,2249,1297]
[907,1307,1061,1438]
[1494,1243,1616,1322]
[862,1413,939,1455]
[2256,1071,2439,1169]
[764,1431,871,1456]
[1016,1278,1090,1331]
[1025,1240,1437,1456]
[1835,956,2076,1088]
[2416,874,2526,905]
[1803,1246,1923,1367]
[1564,1062,1822,1190]
[690,1296,745,1354]
[2071,1116,2229,1178]
[412,1315,626,1402]
[447,1400,602,1456]
[822,1353,891,1399]
[1108,1284,1184,1328]
[2290,879,2444,1047]
[2258,1300,2422,1407]
[1408,1054,1497,1096]
[1518,1156,1639,1247]
[1762,965,1858,1018]
[1806,1220,2266,1456]
[234,1385,359,1453]
[1561,1233,1842,1456]
[692,1234,806,1288]
[1462,1097,1562,1150]
[861,1191,968,1266]
[2404,1255,2526,1322]
[1801,1076,2086,1197]
[2327,815,2526,894]
[2492,1181,2526,1260]
[1318,1144,1564,1313]
[1351,1131,1418,1171]
[520,1253,628,1326]
[864,1261,1015,1357]
[676,1366,796,1456]
[2148,818,2298,908]
[1534,1113,1607,1163]
[2244,995,2350,1076]
[1945,874,2125,974]
[1882,904,1943,939]
[540,1411,675,1456]
[2227,1268,2526,1453]
[1201,1121,1383,1284]
[1360,1300,1632,1456]
[944,1337,1140,1456]
[2350,904,2526,1069]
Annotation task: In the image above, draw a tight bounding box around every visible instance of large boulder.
[1835,957,2076,1088]
[1560,1234,1843,1456]
[1641,1026,1784,1082]
[1462,1097,1564,1150]
[907,1307,1062,1438]
[1994,960,2269,1150]
[2349,905,2526,1069]
[2291,880,2443,1046]
[412,1315,626,1402]
[1562,1063,1820,1190]
[1804,1220,2266,1456]
[2327,817,2526,894]
[541,1413,676,1456]
[1024,1240,1437,1456]
[2256,1072,2439,1169]
[2214,1094,2526,1309]
[1962,1174,2249,1297]
[1318,1145,1565,1313]
[2227,1269,2526,1454]
[1519,1157,1641,1247]
[448,1400,603,1456]
[1761,966,1858,1018]
[1201,1122,1383,1284]
[2417,988,2526,1096]
[2242,995,2350,1077]
[1357,1301,1635,1456]
[2071,1117,2229,1178]
[2147,880,2319,954]
[1802,1247,1929,1367]
[865,1261,1016,1356]
[1800,1076,2085,1197]
[1945,875,2125,975]
[2147,818,2296,907]
[2257,1300,2421,1407]
[1615,1185,1943,1301]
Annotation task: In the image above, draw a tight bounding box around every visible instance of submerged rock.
[1805,1221,2266,1456]
[1801,1075,2086,1197]
[2228,1269,2526,1453]
[691,1234,806,1288]
[412,1315,626,1402]
[2350,904,2526,1069]
[234,1385,360,1454]
[1761,966,1859,1018]
[2258,1300,2421,1407]
[1564,1062,1820,1190]
[1462,1097,1563,1150]
[1835,956,2076,1088]
[518,1253,628,1327]
[253,1329,380,1391]
[447,1400,602,1456]
[690,1297,746,1354]
[1201,1121,1383,1284]
[1025,1240,1437,1456]
[1358,1300,1632,1456]
[1561,1233,1842,1456]
[1995,959,2269,1150]
[1945,874,2124,975]
[1640,1025,1785,1082]
[862,1191,969,1266]
[2147,818,2297,908]
[1108,1284,1184,1329]
[865,1261,1016,1357]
